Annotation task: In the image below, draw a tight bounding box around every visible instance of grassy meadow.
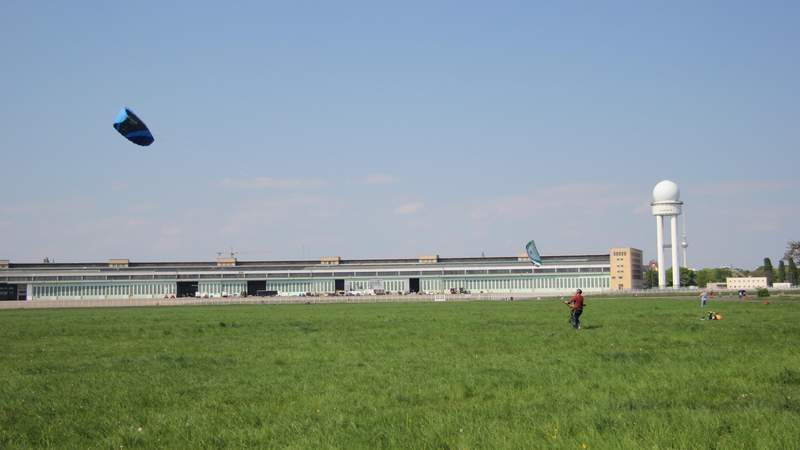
[1,296,799,449]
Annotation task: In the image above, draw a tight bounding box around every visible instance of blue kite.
[113,107,154,146]
[525,240,542,267]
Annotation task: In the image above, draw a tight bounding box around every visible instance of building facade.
[726,277,768,290]
[609,247,643,290]
[0,249,642,301]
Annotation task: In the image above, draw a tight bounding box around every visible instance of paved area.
[0,293,557,310]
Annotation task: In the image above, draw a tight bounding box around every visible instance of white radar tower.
[651,180,684,288]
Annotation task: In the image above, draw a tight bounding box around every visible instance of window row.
[197,282,247,295]
[32,283,176,298]
[265,281,329,293]
[345,280,406,292]
[435,276,608,292]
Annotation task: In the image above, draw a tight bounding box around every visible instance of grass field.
[1,296,799,449]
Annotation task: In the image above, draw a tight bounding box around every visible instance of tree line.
[643,240,799,288]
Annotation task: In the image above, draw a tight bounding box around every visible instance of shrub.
[757,288,770,298]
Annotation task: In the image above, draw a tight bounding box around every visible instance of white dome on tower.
[652,180,680,203]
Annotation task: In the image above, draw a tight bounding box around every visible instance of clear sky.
[1,1,798,268]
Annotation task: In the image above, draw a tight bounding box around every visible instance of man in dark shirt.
[565,289,585,329]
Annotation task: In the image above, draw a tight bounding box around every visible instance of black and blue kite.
[113,107,154,146]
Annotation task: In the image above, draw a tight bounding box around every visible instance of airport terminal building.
[0,248,642,301]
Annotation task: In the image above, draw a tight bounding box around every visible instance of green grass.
[1,297,799,449]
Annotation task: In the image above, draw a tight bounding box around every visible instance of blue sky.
[1,1,798,268]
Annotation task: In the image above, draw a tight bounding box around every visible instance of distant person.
[564,289,585,330]
[738,289,746,300]
[700,291,709,308]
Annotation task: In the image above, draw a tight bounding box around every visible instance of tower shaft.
[656,215,666,288]
[671,216,680,288]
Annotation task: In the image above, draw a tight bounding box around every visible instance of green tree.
[644,268,658,289]
[788,258,798,286]
[763,258,774,286]
[752,266,774,280]
[711,267,732,283]
[665,267,696,287]
[695,269,713,288]
[682,267,697,287]
[777,260,786,283]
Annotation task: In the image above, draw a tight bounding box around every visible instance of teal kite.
[525,240,542,266]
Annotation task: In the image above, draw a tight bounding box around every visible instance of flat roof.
[2,254,610,272]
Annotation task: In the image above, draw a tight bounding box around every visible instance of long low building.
[725,277,768,290]
[0,247,642,301]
